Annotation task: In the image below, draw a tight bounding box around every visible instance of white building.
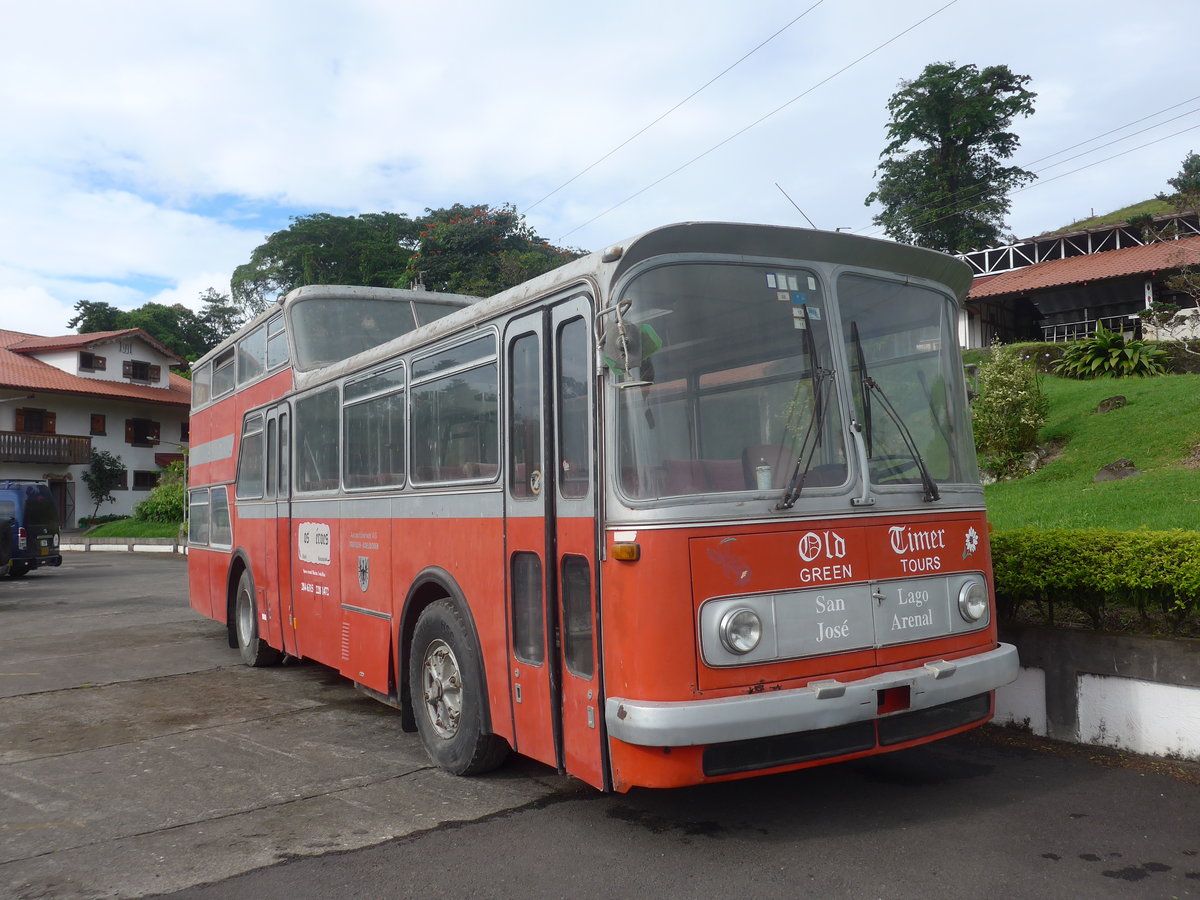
[0,328,191,524]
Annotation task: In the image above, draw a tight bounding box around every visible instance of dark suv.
[0,480,62,577]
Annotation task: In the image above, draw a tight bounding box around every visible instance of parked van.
[0,481,62,577]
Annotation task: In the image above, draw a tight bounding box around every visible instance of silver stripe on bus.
[190,434,235,466]
[341,604,392,621]
[237,490,505,519]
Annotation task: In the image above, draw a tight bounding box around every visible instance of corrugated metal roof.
[968,236,1200,300]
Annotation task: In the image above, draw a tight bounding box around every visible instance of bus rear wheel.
[235,570,282,667]
[409,599,508,775]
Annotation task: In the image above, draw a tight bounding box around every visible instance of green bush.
[992,528,1200,628]
[970,343,1048,477]
[1053,324,1167,378]
[133,460,185,523]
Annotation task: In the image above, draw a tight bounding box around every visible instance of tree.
[865,62,1037,254]
[81,449,125,520]
[231,212,422,316]
[1136,151,1200,348]
[231,206,584,311]
[67,290,240,362]
[405,203,583,296]
[67,300,124,333]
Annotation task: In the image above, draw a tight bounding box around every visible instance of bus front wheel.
[409,599,508,775]
[235,570,282,668]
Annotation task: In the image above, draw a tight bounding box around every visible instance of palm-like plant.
[1053,323,1167,378]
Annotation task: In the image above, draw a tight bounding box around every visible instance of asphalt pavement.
[1,553,1198,900]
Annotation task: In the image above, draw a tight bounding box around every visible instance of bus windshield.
[839,274,977,487]
[614,262,846,500]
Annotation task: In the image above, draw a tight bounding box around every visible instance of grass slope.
[84,519,181,539]
[983,374,1200,531]
[1054,198,1171,233]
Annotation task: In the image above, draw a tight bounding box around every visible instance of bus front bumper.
[605,642,1019,748]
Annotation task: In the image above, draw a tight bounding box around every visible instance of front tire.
[409,599,508,775]
[235,570,282,667]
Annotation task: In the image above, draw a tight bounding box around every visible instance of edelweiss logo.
[357,556,370,592]
[962,527,979,559]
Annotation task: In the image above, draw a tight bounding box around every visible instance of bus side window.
[557,318,589,498]
[295,388,340,492]
[508,333,541,498]
[511,552,544,664]
[236,414,265,499]
[561,555,593,678]
[187,489,210,545]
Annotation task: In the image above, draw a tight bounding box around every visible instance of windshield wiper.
[776,364,833,511]
[861,377,941,503]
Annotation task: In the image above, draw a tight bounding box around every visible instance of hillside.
[1053,198,1171,233]
[982,373,1200,531]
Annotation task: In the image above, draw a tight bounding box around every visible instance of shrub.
[133,460,185,523]
[970,342,1048,477]
[991,528,1200,629]
[1053,324,1167,378]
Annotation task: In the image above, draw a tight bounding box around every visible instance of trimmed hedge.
[991,528,1200,628]
[968,340,1200,374]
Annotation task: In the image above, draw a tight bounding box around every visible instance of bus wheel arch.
[227,553,282,667]
[400,570,508,774]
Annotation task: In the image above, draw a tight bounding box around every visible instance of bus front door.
[503,296,607,789]
[266,406,297,656]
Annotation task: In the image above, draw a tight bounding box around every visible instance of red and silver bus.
[187,223,1018,791]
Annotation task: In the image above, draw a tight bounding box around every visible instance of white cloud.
[0,0,1197,331]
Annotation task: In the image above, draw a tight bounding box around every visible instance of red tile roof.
[968,235,1200,300]
[0,329,191,408]
[7,328,183,363]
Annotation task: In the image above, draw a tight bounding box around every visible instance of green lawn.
[84,519,182,539]
[983,373,1200,531]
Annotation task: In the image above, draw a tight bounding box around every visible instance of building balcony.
[0,431,92,465]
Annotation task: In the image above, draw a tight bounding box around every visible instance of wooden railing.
[0,431,91,465]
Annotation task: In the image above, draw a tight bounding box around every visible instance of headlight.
[719,607,762,654]
[958,580,988,622]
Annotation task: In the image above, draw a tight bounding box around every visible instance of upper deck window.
[237,325,267,385]
[290,297,417,371]
[212,348,235,398]
[266,314,289,369]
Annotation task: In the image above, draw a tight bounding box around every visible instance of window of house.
[90,414,106,436]
[123,360,161,382]
[113,468,129,491]
[125,418,161,447]
[15,408,55,434]
[79,352,107,372]
[132,470,160,491]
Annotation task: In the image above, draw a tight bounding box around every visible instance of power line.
[866,121,1200,241]
[857,97,1200,238]
[554,0,961,242]
[522,0,827,215]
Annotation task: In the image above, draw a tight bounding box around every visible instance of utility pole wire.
[555,0,960,243]
[523,1,827,215]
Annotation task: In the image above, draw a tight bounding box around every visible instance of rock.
[1096,395,1127,414]
[1094,458,1141,482]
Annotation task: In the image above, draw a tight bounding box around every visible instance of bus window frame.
[342,362,408,493]
[409,329,501,489]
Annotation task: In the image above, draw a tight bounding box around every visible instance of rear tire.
[409,599,508,775]
[8,561,29,578]
[235,570,282,667]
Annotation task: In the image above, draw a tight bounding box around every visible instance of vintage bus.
[187,223,1018,791]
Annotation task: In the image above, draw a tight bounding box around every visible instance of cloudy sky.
[2,0,1197,335]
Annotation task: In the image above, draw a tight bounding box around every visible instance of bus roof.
[282,223,972,390]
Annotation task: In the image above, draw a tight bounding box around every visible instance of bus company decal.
[796,529,855,585]
[867,520,982,579]
[297,521,332,566]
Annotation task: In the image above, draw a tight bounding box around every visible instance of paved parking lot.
[0,553,569,900]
